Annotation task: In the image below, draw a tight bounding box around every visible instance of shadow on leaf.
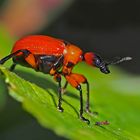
[14,70,79,117]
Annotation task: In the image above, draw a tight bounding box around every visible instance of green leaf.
[0,64,140,140]
[0,78,7,110]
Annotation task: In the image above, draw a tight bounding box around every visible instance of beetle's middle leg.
[54,73,64,112]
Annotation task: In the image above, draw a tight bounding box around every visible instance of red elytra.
[12,35,66,55]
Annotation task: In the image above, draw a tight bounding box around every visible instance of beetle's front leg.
[65,73,90,124]
[65,73,91,113]
[54,73,64,112]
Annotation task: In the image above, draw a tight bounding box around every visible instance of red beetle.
[0,35,132,124]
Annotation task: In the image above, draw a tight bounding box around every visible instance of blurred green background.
[0,0,140,140]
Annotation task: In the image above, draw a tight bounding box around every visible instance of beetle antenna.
[106,56,132,65]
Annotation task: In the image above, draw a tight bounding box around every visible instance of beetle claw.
[57,106,64,112]
[80,116,90,124]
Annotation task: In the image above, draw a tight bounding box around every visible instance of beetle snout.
[100,65,110,74]
[100,68,110,74]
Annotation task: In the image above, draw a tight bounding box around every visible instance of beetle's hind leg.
[9,63,17,71]
[0,49,30,65]
[0,53,15,65]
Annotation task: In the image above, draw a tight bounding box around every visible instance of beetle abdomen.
[12,35,66,55]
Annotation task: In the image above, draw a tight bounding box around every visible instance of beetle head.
[84,52,132,74]
[94,54,110,74]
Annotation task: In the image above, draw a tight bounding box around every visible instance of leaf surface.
[0,64,140,140]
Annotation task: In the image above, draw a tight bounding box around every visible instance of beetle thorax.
[63,45,83,65]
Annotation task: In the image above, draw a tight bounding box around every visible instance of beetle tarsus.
[80,116,90,124]
[57,106,64,112]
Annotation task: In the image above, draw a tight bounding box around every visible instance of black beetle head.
[94,55,110,74]
[94,55,132,74]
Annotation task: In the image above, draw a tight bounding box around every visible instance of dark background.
[41,0,140,74]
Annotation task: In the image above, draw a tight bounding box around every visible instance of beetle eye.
[95,58,101,66]
[94,55,102,67]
